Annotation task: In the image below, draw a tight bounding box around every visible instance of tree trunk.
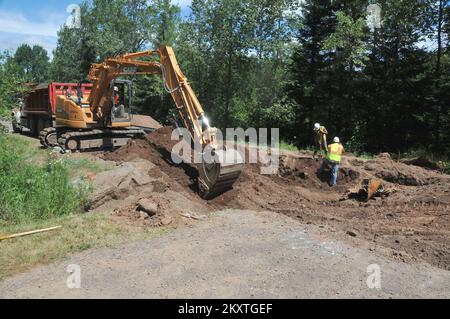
[224,49,232,129]
[434,0,444,150]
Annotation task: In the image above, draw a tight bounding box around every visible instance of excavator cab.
[111,80,132,123]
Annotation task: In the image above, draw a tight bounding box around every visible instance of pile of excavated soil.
[104,142,199,199]
[131,114,163,130]
[111,190,208,228]
[106,126,358,205]
[103,126,450,271]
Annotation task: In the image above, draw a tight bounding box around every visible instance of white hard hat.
[333,137,340,143]
[114,86,119,92]
[314,123,320,130]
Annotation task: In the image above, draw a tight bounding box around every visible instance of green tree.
[288,0,448,156]
[321,11,368,70]
[132,0,181,118]
[13,44,50,83]
[426,0,450,151]
[362,0,433,152]
[289,0,337,146]
[150,0,181,46]
[177,0,298,131]
[50,26,85,82]
[13,45,33,75]
[50,0,160,82]
[0,51,26,116]
[244,0,299,130]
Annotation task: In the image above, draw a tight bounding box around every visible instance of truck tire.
[12,122,21,133]
[29,118,37,136]
[37,118,45,136]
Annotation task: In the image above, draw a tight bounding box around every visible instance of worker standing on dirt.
[320,136,344,187]
[313,123,328,160]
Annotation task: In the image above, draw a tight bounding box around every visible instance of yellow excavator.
[39,46,243,198]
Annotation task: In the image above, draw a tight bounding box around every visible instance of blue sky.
[0,0,192,57]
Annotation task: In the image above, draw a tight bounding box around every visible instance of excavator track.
[57,128,145,151]
[39,127,59,148]
[197,147,244,199]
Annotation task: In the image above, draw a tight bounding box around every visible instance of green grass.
[0,133,111,227]
[62,156,114,177]
[353,152,374,160]
[400,148,450,174]
[279,141,300,152]
[0,212,169,279]
[0,132,169,279]
[401,148,446,161]
[441,162,450,174]
[0,133,176,280]
[236,139,315,154]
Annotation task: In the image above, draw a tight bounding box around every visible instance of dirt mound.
[131,114,163,130]
[103,126,447,210]
[400,156,442,171]
[103,137,160,163]
[89,159,157,210]
[208,156,350,210]
[147,126,181,152]
[279,155,360,189]
[104,127,348,209]
[103,128,199,197]
[113,195,175,227]
[105,139,198,192]
[103,126,185,163]
[362,158,449,186]
[102,126,450,271]
[112,190,207,228]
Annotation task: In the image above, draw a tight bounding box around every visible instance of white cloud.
[418,37,438,52]
[0,11,62,37]
[0,9,66,57]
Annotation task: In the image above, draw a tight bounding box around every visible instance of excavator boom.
[85,46,243,198]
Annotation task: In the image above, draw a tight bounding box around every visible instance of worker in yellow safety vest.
[320,136,345,187]
[313,123,328,160]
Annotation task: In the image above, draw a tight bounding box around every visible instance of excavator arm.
[87,46,243,198]
[87,47,212,146]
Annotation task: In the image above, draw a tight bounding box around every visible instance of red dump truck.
[12,82,92,136]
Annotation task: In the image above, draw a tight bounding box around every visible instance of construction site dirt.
[102,126,450,271]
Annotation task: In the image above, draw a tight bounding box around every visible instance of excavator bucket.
[347,178,384,201]
[367,179,383,201]
[198,147,244,199]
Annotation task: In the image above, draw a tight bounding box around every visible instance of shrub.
[0,133,90,226]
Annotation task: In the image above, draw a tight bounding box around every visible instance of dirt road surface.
[1,210,449,299]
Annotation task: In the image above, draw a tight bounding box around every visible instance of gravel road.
[1,210,449,298]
